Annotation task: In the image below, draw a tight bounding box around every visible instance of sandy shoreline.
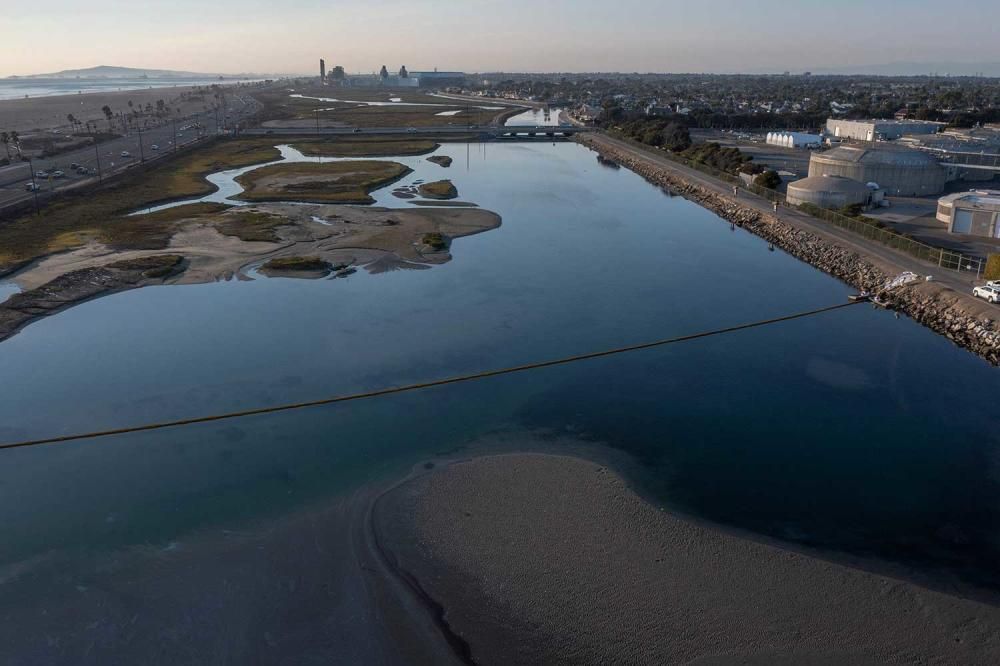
[6,439,1000,664]
[375,453,1000,665]
[0,202,501,342]
[0,84,237,133]
[0,474,462,665]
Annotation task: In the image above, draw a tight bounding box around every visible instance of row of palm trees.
[2,86,234,162]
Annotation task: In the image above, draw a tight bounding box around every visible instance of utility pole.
[27,158,39,215]
[94,141,103,182]
[172,117,178,153]
[137,123,145,163]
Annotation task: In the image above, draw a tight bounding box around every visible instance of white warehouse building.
[936,190,1000,238]
[766,131,823,149]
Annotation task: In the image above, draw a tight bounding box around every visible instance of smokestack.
[320,59,326,83]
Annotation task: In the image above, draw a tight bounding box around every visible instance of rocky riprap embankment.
[577,135,999,366]
[0,255,185,344]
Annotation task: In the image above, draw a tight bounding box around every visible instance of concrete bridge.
[243,125,593,140]
[492,125,590,138]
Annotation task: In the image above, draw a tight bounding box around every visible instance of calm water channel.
[1,141,998,594]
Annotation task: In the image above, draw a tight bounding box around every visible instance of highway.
[0,109,587,216]
[0,95,259,215]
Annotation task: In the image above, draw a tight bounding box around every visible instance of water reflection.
[2,142,999,596]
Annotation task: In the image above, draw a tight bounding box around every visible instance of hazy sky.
[4,0,1000,77]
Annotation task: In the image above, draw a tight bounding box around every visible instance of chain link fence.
[610,133,986,278]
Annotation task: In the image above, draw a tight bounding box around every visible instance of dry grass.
[291,139,438,157]
[235,161,411,204]
[0,139,280,268]
[211,209,290,242]
[261,256,331,272]
[418,180,458,200]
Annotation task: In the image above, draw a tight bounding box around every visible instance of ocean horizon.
[0,76,262,101]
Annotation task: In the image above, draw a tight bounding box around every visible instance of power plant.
[315,58,465,88]
[807,145,947,197]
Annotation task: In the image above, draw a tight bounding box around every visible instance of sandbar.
[375,453,1000,665]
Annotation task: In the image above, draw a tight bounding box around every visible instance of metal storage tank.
[786,175,873,209]
[808,146,946,196]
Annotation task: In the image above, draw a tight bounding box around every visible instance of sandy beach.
[0,85,236,133]
[375,453,1000,665]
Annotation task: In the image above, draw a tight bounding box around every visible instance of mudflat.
[375,453,1000,665]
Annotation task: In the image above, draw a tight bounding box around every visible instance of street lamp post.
[93,142,103,182]
[137,123,145,164]
[27,158,39,215]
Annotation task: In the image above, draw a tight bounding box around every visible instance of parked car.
[52,170,65,178]
[70,162,80,170]
[987,280,1000,289]
[35,171,48,179]
[24,182,39,192]
[151,144,159,151]
[121,151,132,158]
[973,285,1000,303]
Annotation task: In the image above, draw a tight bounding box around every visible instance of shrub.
[985,254,1000,280]
[423,232,447,250]
[754,170,782,190]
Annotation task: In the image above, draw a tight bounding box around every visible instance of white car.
[121,151,132,158]
[973,285,1000,303]
[151,144,159,151]
[24,182,39,192]
[987,280,1000,289]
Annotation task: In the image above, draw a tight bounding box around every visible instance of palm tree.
[101,105,114,131]
[9,130,21,158]
[1,132,10,160]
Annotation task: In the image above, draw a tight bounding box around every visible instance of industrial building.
[342,69,465,88]
[825,119,944,142]
[808,145,947,196]
[409,71,466,87]
[786,175,879,209]
[899,127,1000,184]
[765,131,822,149]
[936,190,1000,238]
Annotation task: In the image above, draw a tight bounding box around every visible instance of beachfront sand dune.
[376,453,1000,665]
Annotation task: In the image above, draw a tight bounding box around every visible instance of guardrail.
[609,132,986,278]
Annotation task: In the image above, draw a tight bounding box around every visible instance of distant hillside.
[14,65,232,80]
